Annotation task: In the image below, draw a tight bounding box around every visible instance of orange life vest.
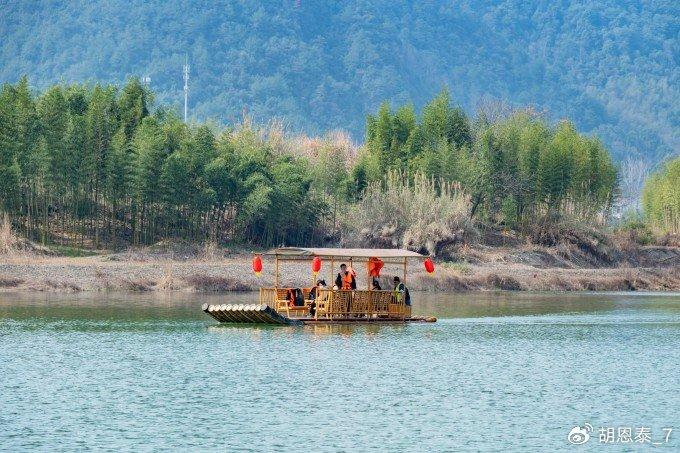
[342,271,354,290]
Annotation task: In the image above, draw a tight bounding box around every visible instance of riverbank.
[1,242,678,292]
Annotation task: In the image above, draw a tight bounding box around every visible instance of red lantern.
[368,257,384,277]
[252,255,263,276]
[312,256,322,275]
[424,257,435,274]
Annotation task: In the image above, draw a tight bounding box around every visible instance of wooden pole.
[349,258,353,289]
[403,258,409,320]
[312,260,316,288]
[367,267,371,290]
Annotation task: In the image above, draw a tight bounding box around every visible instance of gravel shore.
[1,245,678,292]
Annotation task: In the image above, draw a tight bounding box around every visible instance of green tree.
[131,117,166,243]
[642,157,680,233]
[537,122,575,212]
[0,84,20,212]
[118,78,150,141]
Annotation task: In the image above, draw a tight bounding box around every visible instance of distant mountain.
[1,0,677,161]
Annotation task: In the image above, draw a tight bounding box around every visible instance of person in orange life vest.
[334,263,356,290]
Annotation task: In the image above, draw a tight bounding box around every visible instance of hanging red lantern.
[424,257,435,274]
[312,256,322,275]
[252,255,263,276]
[368,257,384,277]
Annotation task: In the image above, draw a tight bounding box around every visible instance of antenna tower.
[183,56,190,122]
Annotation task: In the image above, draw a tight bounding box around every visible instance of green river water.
[1,291,678,452]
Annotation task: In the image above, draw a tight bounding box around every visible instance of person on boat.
[288,288,305,307]
[335,263,356,290]
[371,279,382,290]
[308,279,327,316]
[393,276,411,306]
[309,279,326,300]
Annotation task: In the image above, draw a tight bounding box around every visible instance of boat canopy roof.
[264,247,425,260]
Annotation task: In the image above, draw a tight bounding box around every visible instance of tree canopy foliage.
[0,0,676,163]
[0,78,326,247]
[642,157,680,233]
[358,90,618,228]
[0,79,620,250]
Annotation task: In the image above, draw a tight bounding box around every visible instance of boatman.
[335,263,357,290]
[393,276,411,306]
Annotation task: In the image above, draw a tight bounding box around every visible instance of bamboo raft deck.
[202,297,437,325]
[202,303,304,325]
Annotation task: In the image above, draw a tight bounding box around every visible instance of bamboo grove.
[0,77,325,247]
[354,91,619,228]
[642,157,680,234]
[0,78,621,249]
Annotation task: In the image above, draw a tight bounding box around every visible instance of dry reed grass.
[0,213,19,255]
[343,171,476,255]
[27,280,82,292]
[201,240,218,261]
[0,277,24,288]
[122,278,155,291]
[230,118,358,168]
[183,274,253,292]
[156,264,179,290]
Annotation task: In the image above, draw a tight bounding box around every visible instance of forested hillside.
[1,0,677,162]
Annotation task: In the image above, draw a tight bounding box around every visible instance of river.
[1,291,678,451]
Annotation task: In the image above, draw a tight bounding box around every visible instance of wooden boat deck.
[258,288,414,320]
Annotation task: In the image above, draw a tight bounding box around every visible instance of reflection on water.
[2,290,679,324]
[1,291,679,451]
[415,291,680,319]
[207,323,396,338]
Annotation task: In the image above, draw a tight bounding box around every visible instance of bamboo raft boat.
[203,247,437,325]
[202,303,304,325]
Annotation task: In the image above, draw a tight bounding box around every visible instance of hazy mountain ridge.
[1,0,677,161]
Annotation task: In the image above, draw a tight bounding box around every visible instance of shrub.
[341,171,476,255]
[184,275,252,291]
[0,213,19,255]
[0,277,23,287]
[618,219,655,246]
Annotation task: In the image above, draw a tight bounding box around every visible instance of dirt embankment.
[416,227,680,291]
[0,237,679,293]
[411,246,680,292]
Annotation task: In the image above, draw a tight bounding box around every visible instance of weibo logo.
[568,424,593,445]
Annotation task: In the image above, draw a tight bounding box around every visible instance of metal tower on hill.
[183,56,190,122]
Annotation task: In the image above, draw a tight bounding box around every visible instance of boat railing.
[259,287,411,320]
